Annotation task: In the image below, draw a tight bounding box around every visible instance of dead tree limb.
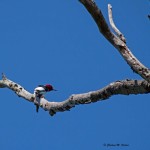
[0,1,150,116]
[0,74,150,116]
[79,0,150,82]
[108,4,126,43]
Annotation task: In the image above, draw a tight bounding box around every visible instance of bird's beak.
[53,89,57,91]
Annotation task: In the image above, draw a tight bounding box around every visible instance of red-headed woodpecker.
[34,84,56,112]
[34,84,55,98]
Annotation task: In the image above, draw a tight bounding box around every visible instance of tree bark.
[79,0,150,82]
[0,75,150,116]
[1,0,150,116]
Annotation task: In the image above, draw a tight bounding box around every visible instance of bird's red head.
[45,84,54,92]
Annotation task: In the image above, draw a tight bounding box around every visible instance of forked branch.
[0,1,150,116]
[79,0,150,82]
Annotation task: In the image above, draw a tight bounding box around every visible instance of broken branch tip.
[2,73,7,80]
[108,4,112,9]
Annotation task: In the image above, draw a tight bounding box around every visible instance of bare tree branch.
[79,0,150,82]
[1,1,150,116]
[108,4,126,43]
[0,75,150,116]
[1,74,35,101]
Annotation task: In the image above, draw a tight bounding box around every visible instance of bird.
[34,84,56,112]
[34,84,56,98]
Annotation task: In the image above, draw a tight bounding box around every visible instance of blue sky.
[0,0,149,150]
